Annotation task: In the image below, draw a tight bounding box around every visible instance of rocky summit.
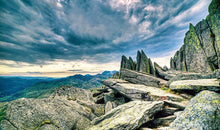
[1,0,220,130]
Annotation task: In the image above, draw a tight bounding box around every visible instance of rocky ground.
[0,0,220,130]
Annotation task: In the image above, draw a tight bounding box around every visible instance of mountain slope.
[0,71,117,102]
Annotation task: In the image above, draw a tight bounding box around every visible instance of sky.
[0,0,212,77]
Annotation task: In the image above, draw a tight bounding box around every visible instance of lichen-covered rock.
[0,98,92,130]
[169,90,220,130]
[88,101,164,130]
[170,0,220,73]
[102,79,183,102]
[120,55,136,71]
[120,69,167,87]
[170,79,220,92]
[0,86,107,130]
[105,101,117,114]
[166,70,220,86]
[154,62,175,80]
[50,85,93,102]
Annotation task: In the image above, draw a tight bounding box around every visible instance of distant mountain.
[0,71,117,102]
[0,77,54,99]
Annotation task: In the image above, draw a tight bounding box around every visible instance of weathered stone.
[159,107,179,117]
[166,70,220,86]
[207,1,220,69]
[120,69,167,87]
[105,101,117,114]
[170,79,220,92]
[0,98,92,130]
[170,57,175,70]
[129,57,136,70]
[169,90,220,130]
[89,101,164,130]
[164,100,187,110]
[195,19,218,70]
[135,50,155,75]
[0,86,107,130]
[50,85,93,102]
[102,79,183,102]
[174,111,183,117]
[153,115,176,126]
[154,62,175,80]
[170,0,220,73]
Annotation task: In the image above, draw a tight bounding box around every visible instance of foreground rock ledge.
[88,101,164,130]
[170,79,220,92]
[102,79,183,101]
[168,90,220,130]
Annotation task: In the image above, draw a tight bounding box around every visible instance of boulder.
[120,69,167,87]
[166,70,220,86]
[89,101,164,130]
[170,79,220,92]
[0,86,106,130]
[102,79,183,102]
[0,98,92,130]
[169,90,220,130]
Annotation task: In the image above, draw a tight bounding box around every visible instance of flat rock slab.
[120,69,167,87]
[88,101,164,130]
[102,79,183,102]
[170,79,220,92]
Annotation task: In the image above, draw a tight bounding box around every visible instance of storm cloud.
[0,0,211,66]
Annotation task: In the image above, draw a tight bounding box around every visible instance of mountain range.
[0,71,117,102]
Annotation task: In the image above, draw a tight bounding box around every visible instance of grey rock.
[120,69,167,87]
[102,79,183,102]
[170,0,220,73]
[153,115,176,126]
[164,100,188,110]
[105,101,117,114]
[169,90,220,130]
[0,98,92,130]
[170,78,220,92]
[154,62,175,80]
[89,101,164,130]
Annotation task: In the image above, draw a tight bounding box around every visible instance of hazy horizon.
[0,0,211,77]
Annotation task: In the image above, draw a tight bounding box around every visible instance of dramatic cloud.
[0,0,211,76]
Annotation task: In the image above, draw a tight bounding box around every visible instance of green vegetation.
[0,102,8,123]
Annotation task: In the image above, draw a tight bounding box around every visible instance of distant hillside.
[0,77,54,99]
[0,71,117,102]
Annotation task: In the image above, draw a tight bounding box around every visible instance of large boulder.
[0,86,105,130]
[102,79,183,102]
[89,101,164,130]
[170,79,220,92]
[169,90,220,130]
[0,98,93,130]
[120,69,167,87]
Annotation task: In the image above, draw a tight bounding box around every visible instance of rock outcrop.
[169,90,220,130]
[102,79,183,102]
[89,101,164,130]
[121,50,155,76]
[0,86,105,130]
[170,78,220,92]
[170,0,220,73]
[120,69,167,87]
